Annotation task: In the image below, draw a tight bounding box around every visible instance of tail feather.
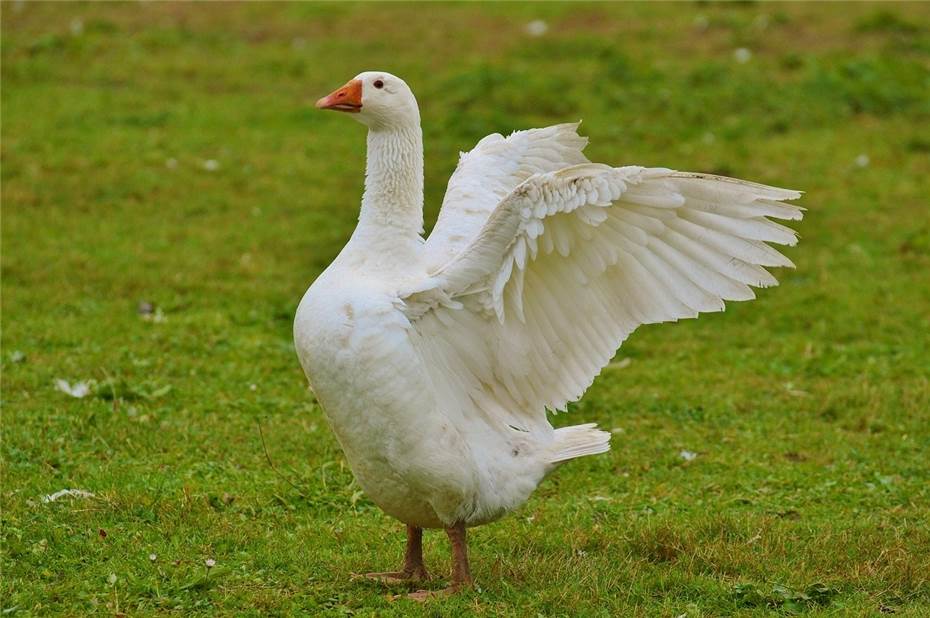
[550,423,611,464]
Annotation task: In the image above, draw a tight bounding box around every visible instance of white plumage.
[294,72,802,592]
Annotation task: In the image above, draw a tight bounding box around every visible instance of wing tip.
[669,171,804,201]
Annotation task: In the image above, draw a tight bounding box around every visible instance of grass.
[2,1,929,615]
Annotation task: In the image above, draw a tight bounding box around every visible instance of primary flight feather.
[293,71,803,598]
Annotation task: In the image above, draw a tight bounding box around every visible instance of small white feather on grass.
[55,379,91,398]
[43,489,95,503]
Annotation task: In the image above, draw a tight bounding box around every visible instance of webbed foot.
[357,566,429,584]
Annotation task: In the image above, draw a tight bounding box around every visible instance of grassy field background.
[3,2,929,615]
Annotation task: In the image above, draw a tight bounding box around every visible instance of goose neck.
[357,125,424,238]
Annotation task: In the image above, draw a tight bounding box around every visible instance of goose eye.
[373,80,384,89]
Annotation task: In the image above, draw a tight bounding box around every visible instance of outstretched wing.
[404,164,803,429]
[424,123,589,269]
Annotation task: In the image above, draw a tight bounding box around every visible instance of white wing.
[405,163,803,431]
[424,123,589,269]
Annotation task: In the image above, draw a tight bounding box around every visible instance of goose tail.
[549,423,611,464]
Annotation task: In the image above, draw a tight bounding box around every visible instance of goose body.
[294,71,802,594]
[294,165,550,530]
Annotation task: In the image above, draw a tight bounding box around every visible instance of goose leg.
[446,522,474,589]
[361,524,429,583]
[407,522,473,601]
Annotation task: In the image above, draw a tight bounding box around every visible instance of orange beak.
[315,79,363,113]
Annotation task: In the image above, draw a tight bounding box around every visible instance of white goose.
[294,71,802,597]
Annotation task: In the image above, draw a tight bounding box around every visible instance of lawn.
[2,2,929,615]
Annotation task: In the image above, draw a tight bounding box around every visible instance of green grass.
[3,2,930,615]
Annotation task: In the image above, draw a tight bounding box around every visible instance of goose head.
[316,71,420,130]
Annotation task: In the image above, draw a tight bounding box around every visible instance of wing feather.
[424,123,590,269]
[406,158,802,427]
